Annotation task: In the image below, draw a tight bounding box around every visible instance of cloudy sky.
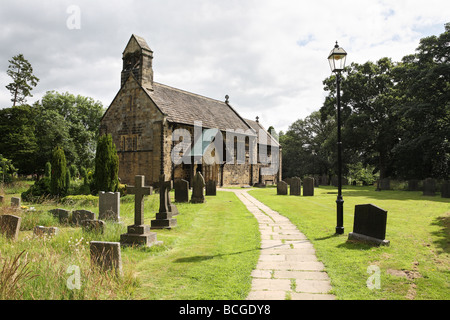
[0,0,448,132]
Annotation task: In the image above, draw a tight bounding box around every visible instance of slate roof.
[245,118,280,147]
[145,82,255,134]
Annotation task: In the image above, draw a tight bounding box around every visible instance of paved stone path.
[221,188,335,300]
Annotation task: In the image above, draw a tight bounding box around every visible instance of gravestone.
[348,204,390,246]
[191,171,206,203]
[82,220,105,234]
[320,175,328,186]
[99,192,121,221]
[378,178,391,190]
[0,195,4,204]
[408,179,420,191]
[71,210,95,226]
[441,181,450,198]
[0,214,21,240]
[11,197,21,207]
[120,175,159,247]
[33,226,59,237]
[277,181,288,195]
[90,241,122,276]
[174,179,189,203]
[205,180,217,196]
[50,208,70,224]
[151,174,178,229]
[423,178,436,196]
[290,177,301,196]
[303,177,314,196]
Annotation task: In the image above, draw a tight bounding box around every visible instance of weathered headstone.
[423,178,436,196]
[407,179,420,191]
[82,220,106,234]
[120,175,159,247]
[277,181,288,195]
[99,192,121,221]
[290,177,301,196]
[205,180,217,196]
[348,204,390,246]
[0,214,21,240]
[71,210,95,226]
[441,181,450,198]
[191,171,206,203]
[90,241,123,276]
[303,177,314,196]
[11,197,21,207]
[50,208,70,224]
[33,226,59,237]
[320,175,328,186]
[174,179,189,203]
[151,174,178,229]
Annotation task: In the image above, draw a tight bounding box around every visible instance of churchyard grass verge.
[249,185,450,300]
[1,182,260,300]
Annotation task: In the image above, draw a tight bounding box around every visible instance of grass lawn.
[249,185,450,300]
[0,186,260,300]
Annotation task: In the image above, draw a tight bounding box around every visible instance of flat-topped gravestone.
[33,226,59,237]
[151,174,177,229]
[348,204,390,246]
[290,177,301,196]
[11,197,21,207]
[0,214,21,241]
[423,178,436,196]
[71,210,95,226]
[174,179,189,203]
[50,208,70,224]
[277,181,288,195]
[99,192,121,221]
[191,171,205,203]
[90,241,122,276]
[120,175,160,247]
[441,181,450,198]
[303,177,314,196]
[205,180,217,196]
[82,220,105,234]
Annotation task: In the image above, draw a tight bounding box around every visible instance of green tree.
[93,134,119,193]
[50,147,67,197]
[5,54,39,107]
[0,154,17,184]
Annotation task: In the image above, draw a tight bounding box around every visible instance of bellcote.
[121,34,154,90]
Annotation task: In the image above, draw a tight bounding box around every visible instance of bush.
[21,177,52,202]
[60,195,98,206]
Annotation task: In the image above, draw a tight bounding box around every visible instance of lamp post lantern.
[328,41,347,235]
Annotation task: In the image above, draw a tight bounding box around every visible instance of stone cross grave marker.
[348,204,390,246]
[90,241,123,276]
[205,180,217,196]
[277,181,288,195]
[191,171,205,203]
[290,177,301,196]
[120,175,159,247]
[303,177,314,196]
[0,214,21,241]
[423,178,436,196]
[99,192,121,221]
[151,174,178,229]
[174,179,189,203]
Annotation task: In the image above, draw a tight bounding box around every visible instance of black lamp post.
[328,41,347,235]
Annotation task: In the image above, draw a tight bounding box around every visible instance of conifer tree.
[94,134,119,192]
[50,147,67,196]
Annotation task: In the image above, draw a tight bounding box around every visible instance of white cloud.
[0,0,448,132]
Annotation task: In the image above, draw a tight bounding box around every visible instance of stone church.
[100,35,282,187]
